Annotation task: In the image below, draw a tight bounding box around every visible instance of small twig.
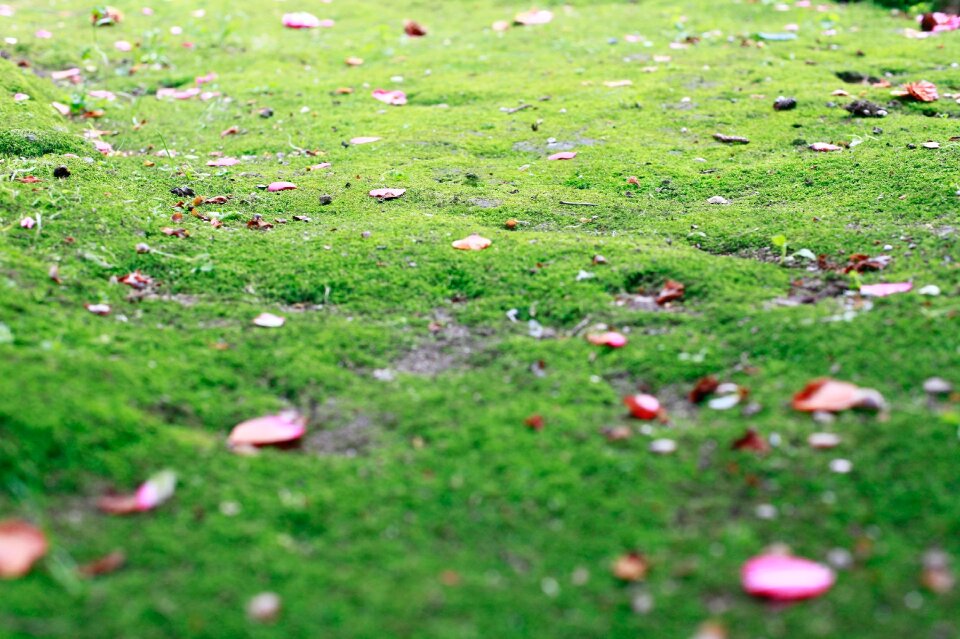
[569,315,593,337]
[500,104,532,114]
[560,200,598,207]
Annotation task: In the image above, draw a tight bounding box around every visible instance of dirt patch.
[302,400,388,457]
[773,277,850,305]
[393,309,494,377]
[512,136,601,154]
[469,197,501,209]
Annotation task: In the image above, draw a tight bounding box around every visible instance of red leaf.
[623,393,660,420]
[731,428,770,453]
[524,414,545,431]
[78,550,126,577]
[404,20,427,36]
[655,280,685,305]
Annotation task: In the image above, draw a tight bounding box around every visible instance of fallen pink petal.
[282,12,324,29]
[85,303,111,316]
[87,90,116,101]
[624,393,661,420]
[50,68,81,81]
[0,520,48,579]
[742,554,835,601]
[228,412,307,448]
[860,282,913,297]
[452,234,492,250]
[19,217,35,229]
[810,142,842,152]
[548,151,577,160]
[267,182,297,192]
[98,470,177,515]
[12,93,28,102]
[586,331,628,348]
[515,9,554,25]
[350,136,381,145]
[372,89,407,106]
[114,40,132,51]
[156,87,201,100]
[253,312,286,328]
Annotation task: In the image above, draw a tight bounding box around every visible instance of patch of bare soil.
[303,400,392,457]
[393,309,495,377]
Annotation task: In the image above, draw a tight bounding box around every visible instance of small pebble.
[649,438,677,455]
[773,96,797,111]
[707,195,730,205]
[809,432,841,449]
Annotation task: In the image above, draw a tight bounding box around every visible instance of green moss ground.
[0,1,959,637]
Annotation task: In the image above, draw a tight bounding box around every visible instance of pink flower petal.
[228,412,306,447]
[207,157,239,167]
[134,470,177,511]
[548,151,577,160]
[810,142,842,152]
[50,68,81,81]
[282,12,323,29]
[195,71,217,85]
[93,140,113,154]
[587,331,628,348]
[19,217,35,229]
[371,89,407,106]
[12,93,28,102]
[350,136,381,145]
[368,188,406,200]
[85,303,111,316]
[51,101,70,116]
[114,40,132,51]
[0,520,47,578]
[253,312,285,327]
[451,234,492,250]
[515,9,554,25]
[34,30,52,39]
[87,90,116,101]
[860,282,913,297]
[156,87,201,100]
[267,182,297,192]
[742,554,835,601]
[0,5,13,17]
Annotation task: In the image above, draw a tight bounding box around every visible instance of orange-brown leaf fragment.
[78,550,126,578]
[613,552,649,581]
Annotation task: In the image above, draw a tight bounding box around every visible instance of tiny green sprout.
[771,234,788,263]
[848,270,864,291]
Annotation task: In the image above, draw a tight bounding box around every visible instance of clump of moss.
[0,59,87,156]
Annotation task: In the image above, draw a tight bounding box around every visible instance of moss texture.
[0,1,959,637]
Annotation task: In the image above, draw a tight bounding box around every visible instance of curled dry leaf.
[624,393,660,420]
[0,520,47,579]
[267,181,297,192]
[655,280,685,306]
[792,378,885,412]
[900,81,939,102]
[221,125,239,137]
[229,412,306,448]
[742,554,835,601]
[524,414,545,431]
[97,470,177,515]
[613,552,649,581]
[78,550,126,578]
[372,89,407,106]
[689,375,719,403]
[810,142,842,152]
[860,282,912,297]
[369,188,406,200]
[345,57,364,66]
[732,428,770,453]
[547,151,576,160]
[404,20,427,36]
[515,8,554,26]
[118,270,152,290]
[161,227,189,238]
[452,234,492,251]
[586,331,628,348]
[253,312,285,328]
